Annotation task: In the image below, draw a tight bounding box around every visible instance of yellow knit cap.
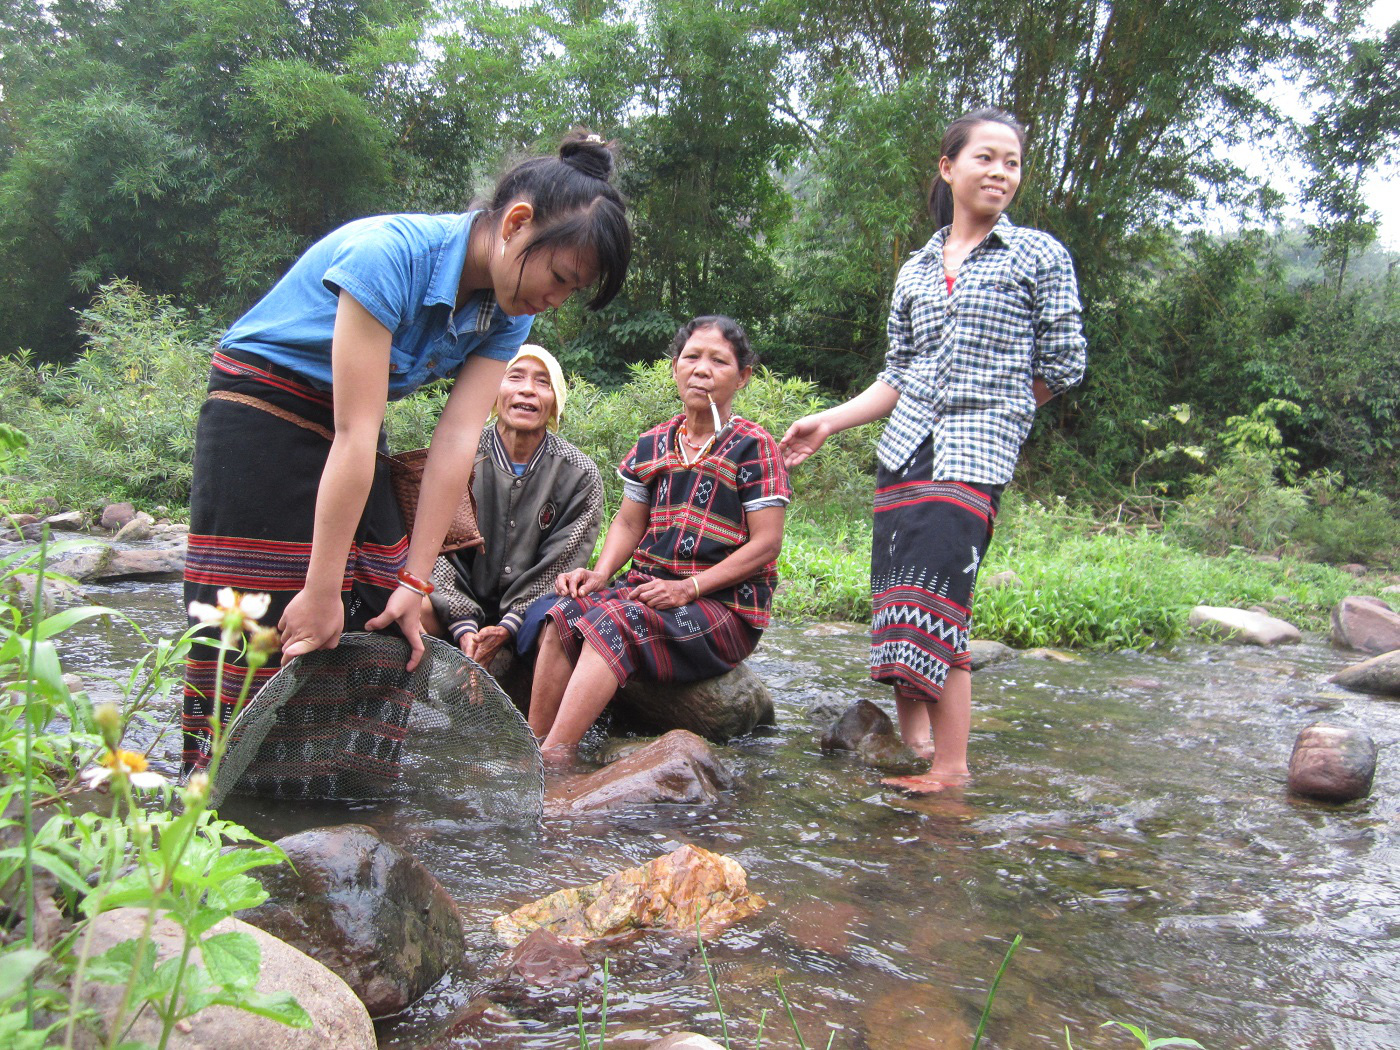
[504,344,568,431]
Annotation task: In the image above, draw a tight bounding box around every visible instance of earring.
[500,239,507,258]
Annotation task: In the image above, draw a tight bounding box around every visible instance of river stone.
[240,824,465,1017]
[969,638,1016,669]
[821,699,895,751]
[42,510,86,531]
[545,730,733,816]
[494,928,591,988]
[100,545,186,579]
[1382,584,1400,597]
[647,1036,727,1050]
[1287,723,1376,802]
[73,908,374,1050]
[1331,650,1400,697]
[99,502,137,530]
[492,844,765,947]
[855,733,924,772]
[801,621,866,637]
[1188,605,1302,646]
[612,662,775,742]
[113,516,155,542]
[46,542,115,582]
[981,569,1023,590]
[1330,596,1400,654]
[1021,647,1085,662]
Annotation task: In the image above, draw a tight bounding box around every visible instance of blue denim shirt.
[221,211,531,400]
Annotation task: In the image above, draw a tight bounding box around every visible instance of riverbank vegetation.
[0,282,1393,651]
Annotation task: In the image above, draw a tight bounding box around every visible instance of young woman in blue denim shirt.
[781,109,1086,793]
[182,132,631,773]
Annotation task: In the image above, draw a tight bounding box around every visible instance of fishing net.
[208,632,543,825]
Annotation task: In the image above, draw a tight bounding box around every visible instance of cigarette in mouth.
[708,395,723,435]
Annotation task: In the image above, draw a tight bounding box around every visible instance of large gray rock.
[74,908,374,1050]
[1331,650,1400,697]
[546,729,732,816]
[1188,605,1302,646]
[1287,724,1376,802]
[1330,596,1400,655]
[101,545,186,579]
[113,515,155,542]
[240,824,465,1017]
[42,510,86,531]
[46,542,116,582]
[968,638,1016,669]
[612,662,775,742]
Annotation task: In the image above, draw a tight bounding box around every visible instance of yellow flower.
[81,749,169,792]
[189,588,272,635]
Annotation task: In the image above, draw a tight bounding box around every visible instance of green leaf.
[0,948,48,998]
[86,938,155,986]
[207,873,268,913]
[200,931,260,992]
[33,605,121,640]
[228,989,312,1028]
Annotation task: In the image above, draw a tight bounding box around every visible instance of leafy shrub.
[0,280,216,510]
[1291,481,1400,565]
[1168,450,1307,554]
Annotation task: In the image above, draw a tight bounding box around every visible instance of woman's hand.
[365,585,427,671]
[631,577,697,611]
[556,567,607,598]
[780,414,830,468]
[279,587,346,660]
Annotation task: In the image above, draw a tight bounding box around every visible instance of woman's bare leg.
[883,666,972,793]
[893,684,934,759]
[539,641,621,753]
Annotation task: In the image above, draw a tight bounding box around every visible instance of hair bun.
[559,130,615,181]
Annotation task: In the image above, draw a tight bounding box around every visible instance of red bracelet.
[396,566,434,596]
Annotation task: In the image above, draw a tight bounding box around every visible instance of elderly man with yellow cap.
[423,345,603,668]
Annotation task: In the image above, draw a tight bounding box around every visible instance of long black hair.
[667,315,758,370]
[482,129,632,310]
[927,108,1026,231]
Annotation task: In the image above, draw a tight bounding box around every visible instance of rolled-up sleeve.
[1031,240,1086,396]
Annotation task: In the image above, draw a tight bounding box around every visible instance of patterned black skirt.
[869,438,1001,702]
[546,570,760,687]
[181,349,408,775]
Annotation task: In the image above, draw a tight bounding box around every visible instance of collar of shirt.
[488,426,550,476]
[918,212,1017,264]
[423,210,500,335]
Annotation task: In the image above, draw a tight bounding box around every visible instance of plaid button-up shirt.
[876,215,1086,482]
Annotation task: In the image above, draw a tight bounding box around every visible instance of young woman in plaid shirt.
[782,109,1086,793]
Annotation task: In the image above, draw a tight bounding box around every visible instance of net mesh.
[208,632,543,824]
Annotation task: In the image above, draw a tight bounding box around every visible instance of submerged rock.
[492,844,765,947]
[1188,606,1302,646]
[546,730,733,816]
[648,1035,728,1050]
[495,928,592,988]
[1287,724,1376,802]
[820,700,922,772]
[821,699,895,751]
[240,824,465,1018]
[612,662,775,742]
[1330,596,1400,655]
[75,908,374,1049]
[1331,651,1400,697]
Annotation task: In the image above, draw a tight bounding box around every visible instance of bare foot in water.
[881,769,969,794]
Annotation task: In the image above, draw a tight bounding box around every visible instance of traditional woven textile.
[209,633,543,825]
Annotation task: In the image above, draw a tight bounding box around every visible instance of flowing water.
[62,579,1400,1049]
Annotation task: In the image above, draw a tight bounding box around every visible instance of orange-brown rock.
[492,844,765,947]
[545,729,732,816]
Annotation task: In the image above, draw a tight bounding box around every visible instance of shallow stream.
[61,580,1400,1049]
